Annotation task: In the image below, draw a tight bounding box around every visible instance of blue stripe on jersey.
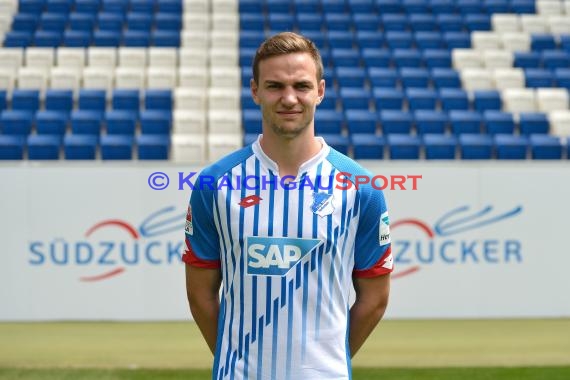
[271,298,279,380]
[224,172,236,377]
[229,351,237,380]
[251,158,260,343]
[265,170,275,328]
[280,188,289,308]
[301,260,310,360]
[212,300,226,380]
[285,278,295,380]
[236,165,246,366]
[256,315,264,380]
[244,333,250,379]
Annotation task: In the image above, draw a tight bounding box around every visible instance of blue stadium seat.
[98,12,124,31]
[325,13,353,31]
[531,34,557,52]
[555,69,570,91]
[368,68,399,88]
[449,110,483,135]
[36,111,68,135]
[484,111,515,135]
[294,0,321,13]
[362,49,392,68]
[103,0,129,13]
[431,68,461,88]
[519,112,549,135]
[331,48,361,67]
[440,89,469,110]
[473,90,502,111]
[101,135,133,160]
[71,110,103,135]
[269,13,296,31]
[243,133,258,146]
[69,12,96,31]
[295,14,322,32]
[409,14,437,32]
[40,12,68,32]
[266,0,291,13]
[12,13,40,32]
[327,31,355,49]
[64,30,92,47]
[79,89,107,112]
[406,88,439,110]
[155,13,182,31]
[429,0,457,14]
[140,110,171,134]
[443,32,471,49]
[33,30,63,47]
[75,0,102,14]
[64,134,98,159]
[0,91,6,112]
[347,0,376,13]
[336,67,367,88]
[0,135,26,160]
[529,134,562,159]
[385,31,413,49]
[145,90,172,111]
[423,134,457,159]
[241,13,266,31]
[513,51,541,69]
[243,110,262,134]
[320,88,338,110]
[3,31,34,47]
[400,68,430,88]
[382,14,409,32]
[380,110,414,134]
[495,134,528,159]
[321,134,350,155]
[387,134,421,159]
[27,134,61,160]
[137,134,170,160]
[373,88,404,110]
[437,14,464,32]
[351,133,385,159]
[423,49,452,68]
[240,0,264,13]
[510,0,535,13]
[152,30,180,47]
[459,134,493,159]
[352,14,381,32]
[542,50,570,70]
[130,0,156,13]
[112,89,140,116]
[561,36,570,54]
[19,0,46,14]
[345,110,377,134]
[315,110,344,134]
[240,31,266,49]
[46,0,73,14]
[340,88,371,110]
[301,32,326,50]
[414,110,448,134]
[393,49,423,68]
[45,90,73,112]
[123,30,151,47]
[484,0,511,13]
[356,31,385,49]
[415,32,445,50]
[525,69,555,88]
[456,0,485,15]
[12,90,40,112]
[105,110,137,135]
[93,30,121,46]
[240,49,257,67]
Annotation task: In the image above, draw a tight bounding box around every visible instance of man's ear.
[251,78,260,105]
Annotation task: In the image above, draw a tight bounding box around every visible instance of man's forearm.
[349,300,387,357]
[189,297,220,355]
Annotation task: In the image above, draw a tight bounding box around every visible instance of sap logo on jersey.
[246,237,323,276]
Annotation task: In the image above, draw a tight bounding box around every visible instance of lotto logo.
[246,236,323,276]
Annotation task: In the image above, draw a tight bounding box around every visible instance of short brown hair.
[252,32,324,84]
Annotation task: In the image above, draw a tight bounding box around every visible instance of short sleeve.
[182,180,221,269]
[352,184,393,278]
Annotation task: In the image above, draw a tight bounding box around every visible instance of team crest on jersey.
[380,211,390,246]
[246,236,323,276]
[185,206,193,235]
[311,192,335,217]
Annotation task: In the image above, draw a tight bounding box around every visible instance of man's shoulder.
[199,145,255,180]
[325,146,372,177]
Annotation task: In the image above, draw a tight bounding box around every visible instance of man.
[183,32,392,380]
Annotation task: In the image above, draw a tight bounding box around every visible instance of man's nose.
[281,87,298,106]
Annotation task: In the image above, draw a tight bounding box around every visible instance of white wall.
[1,162,569,320]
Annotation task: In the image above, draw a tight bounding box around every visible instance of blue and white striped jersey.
[183,137,392,380]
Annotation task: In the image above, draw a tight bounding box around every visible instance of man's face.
[251,52,325,139]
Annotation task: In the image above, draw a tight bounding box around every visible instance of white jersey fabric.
[183,136,392,380]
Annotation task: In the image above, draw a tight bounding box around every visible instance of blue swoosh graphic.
[139,206,186,238]
[434,205,523,237]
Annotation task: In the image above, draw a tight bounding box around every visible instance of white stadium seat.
[547,16,570,35]
[87,48,117,68]
[25,48,54,69]
[148,48,178,69]
[471,32,502,51]
[209,48,239,68]
[183,13,210,32]
[208,87,240,111]
[118,48,147,68]
[212,14,239,31]
[209,67,240,88]
[549,110,570,137]
[491,14,521,33]
[536,0,564,15]
[173,110,207,134]
[115,66,145,89]
[536,89,570,112]
[0,48,23,70]
[56,48,86,69]
[210,31,239,49]
[483,50,513,69]
[460,68,495,91]
[212,0,238,14]
[147,67,177,89]
[520,15,548,33]
[178,67,208,89]
[17,67,48,91]
[181,30,209,49]
[452,49,483,69]
[502,88,536,113]
[493,68,525,90]
[174,88,207,111]
[50,67,81,92]
[179,47,208,68]
[208,110,241,134]
[82,66,114,92]
[0,68,15,91]
[171,133,207,163]
[208,133,242,161]
[0,0,17,14]
[184,0,209,14]
[501,33,531,52]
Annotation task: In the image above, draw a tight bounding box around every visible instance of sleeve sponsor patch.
[185,205,193,235]
[379,211,390,246]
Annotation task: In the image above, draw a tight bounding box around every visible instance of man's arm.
[185,264,222,355]
[349,273,390,357]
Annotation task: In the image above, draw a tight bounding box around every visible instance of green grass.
[1,319,569,379]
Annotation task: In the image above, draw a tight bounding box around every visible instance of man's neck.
[259,130,322,178]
